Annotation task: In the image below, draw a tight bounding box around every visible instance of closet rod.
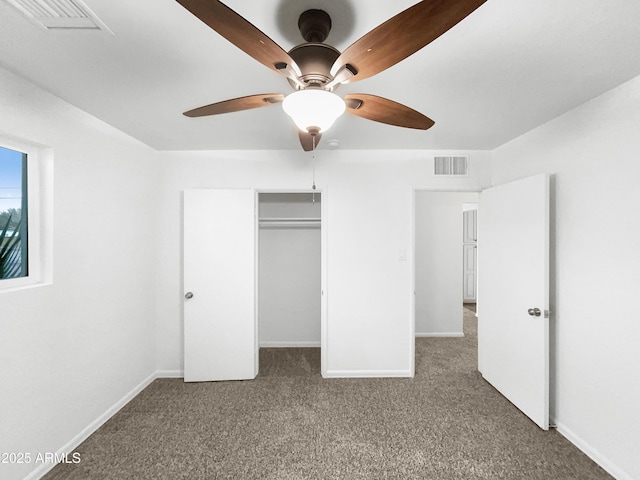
[259,217,321,229]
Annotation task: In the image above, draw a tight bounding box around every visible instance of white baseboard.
[24,372,157,480]
[555,421,633,480]
[416,332,464,337]
[324,369,413,378]
[259,341,321,348]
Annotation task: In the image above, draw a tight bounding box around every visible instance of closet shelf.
[259,217,321,229]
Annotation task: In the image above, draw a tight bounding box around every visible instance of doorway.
[183,189,325,382]
[413,179,550,428]
[257,192,322,372]
[414,190,479,338]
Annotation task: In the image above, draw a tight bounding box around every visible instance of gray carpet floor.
[44,307,611,479]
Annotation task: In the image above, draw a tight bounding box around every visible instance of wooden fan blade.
[184,94,284,117]
[299,131,322,152]
[345,94,434,130]
[176,0,298,75]
[331,0,486,83]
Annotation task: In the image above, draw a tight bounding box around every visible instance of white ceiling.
[1,0,640,151]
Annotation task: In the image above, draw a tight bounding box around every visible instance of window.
[0,137,52,291]
[0,146,28,280]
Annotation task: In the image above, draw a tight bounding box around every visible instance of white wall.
[0,67,158,480]
[258,193,321,347]
[2,54,637,480]
[155,150,491,377]
[492,74,640,480]
[415,191,478,336]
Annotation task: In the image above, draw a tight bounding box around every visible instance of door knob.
[185,292,194,300]
[527,307,541,317]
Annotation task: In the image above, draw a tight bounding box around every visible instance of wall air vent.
[434,155,469,176]
[3,0,111,32]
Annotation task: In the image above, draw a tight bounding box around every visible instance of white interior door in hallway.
[463,205,478,303]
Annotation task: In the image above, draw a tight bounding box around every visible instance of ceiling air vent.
[3,0,111,31]
[434,155,469,176]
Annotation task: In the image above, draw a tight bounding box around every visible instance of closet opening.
[257,192,322,375]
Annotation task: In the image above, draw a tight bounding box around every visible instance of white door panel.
[463,209,478,302]
[463,209,477,243]
[478,174,549,429]
[183,189,257,382]
[463,244,477,302]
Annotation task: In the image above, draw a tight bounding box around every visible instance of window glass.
[0,146,28,280]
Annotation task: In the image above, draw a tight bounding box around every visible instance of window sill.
[0,278,52,294]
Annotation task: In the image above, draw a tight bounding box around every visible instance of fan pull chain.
[312,134,316,205]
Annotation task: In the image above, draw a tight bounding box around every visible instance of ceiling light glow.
[282,89,346,134]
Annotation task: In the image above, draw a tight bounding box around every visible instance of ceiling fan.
[177,0,486,151]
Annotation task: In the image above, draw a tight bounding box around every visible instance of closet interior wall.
[258,193,321,347]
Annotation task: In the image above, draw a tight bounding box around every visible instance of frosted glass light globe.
[282,89,346,134]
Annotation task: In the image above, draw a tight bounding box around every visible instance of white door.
[463,244,477,302]
[183,189,257,382]
[463,208,477,243]
[463,209,478,303]
[477,174,549,429]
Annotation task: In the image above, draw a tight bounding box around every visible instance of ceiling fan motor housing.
[287,43,340,89]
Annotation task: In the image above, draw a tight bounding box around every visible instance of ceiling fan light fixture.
[282,89,345,134]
